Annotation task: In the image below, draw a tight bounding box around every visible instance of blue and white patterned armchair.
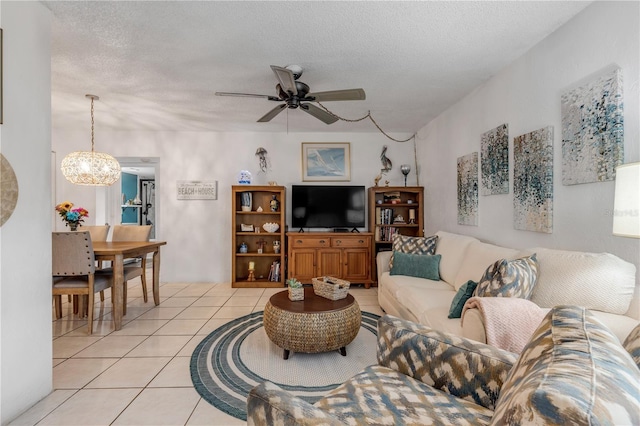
[248,307,640,425]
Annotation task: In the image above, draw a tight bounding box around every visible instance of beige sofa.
[377,231,639,344]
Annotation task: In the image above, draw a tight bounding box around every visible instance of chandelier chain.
[316,102,415,143]
[90,97,95,152]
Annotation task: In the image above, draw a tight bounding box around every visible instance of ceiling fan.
[215,65,366,124]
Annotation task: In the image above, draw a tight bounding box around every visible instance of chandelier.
[61,94,121,186]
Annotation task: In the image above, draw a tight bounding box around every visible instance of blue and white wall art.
[481,123,509,195]
[513,126,554,233]
[457,152,478,226]
[561,67,624,185]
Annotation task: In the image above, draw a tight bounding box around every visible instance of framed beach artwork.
[301,142,351,181]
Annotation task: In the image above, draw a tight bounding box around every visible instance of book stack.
[267,260,281,282]
[375,207,397,241]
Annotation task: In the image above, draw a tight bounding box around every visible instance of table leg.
[283,349,290,360]
[339,347,347,356]
[152,249,161,306]
[112,254,124,331]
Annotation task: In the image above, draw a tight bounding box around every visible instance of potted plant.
[287,278,304,301]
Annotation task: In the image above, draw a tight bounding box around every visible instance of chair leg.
[141,258,148,303]
[123,282,128,316]
[100,290,105,302]
[87,291,94,335]
[73,295,79,315]
[54,295,63,319]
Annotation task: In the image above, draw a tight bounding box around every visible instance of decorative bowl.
[262,222,280,233]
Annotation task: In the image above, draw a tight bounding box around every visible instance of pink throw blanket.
[461,297,547,353]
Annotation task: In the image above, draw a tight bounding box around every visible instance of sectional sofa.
[377,231,639,344]
[248,307,640,425]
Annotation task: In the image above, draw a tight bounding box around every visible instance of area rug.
[190,310,380,421]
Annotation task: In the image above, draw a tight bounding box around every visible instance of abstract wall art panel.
[481,123,509,195]
[457,152,478,226]
[514,126,554,233]
[561,67,623,185]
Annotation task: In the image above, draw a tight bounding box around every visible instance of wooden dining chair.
[52,231,113,334]
[111,225,152,311]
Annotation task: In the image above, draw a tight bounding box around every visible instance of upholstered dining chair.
[110,225,152,311]
[52,231,113,334]
[82,224,110,242]
[82,225,111,302]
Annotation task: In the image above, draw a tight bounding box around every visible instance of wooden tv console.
[287,232,374,288]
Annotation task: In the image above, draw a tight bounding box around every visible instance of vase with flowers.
[55,201,89,231]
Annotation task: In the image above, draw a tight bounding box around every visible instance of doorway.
[109,157,160,240]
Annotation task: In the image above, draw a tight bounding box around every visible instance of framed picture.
[301,142,351,181]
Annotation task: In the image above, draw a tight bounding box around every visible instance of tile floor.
[10,276,382,425]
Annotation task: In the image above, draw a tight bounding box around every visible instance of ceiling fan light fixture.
[61,95,121,186]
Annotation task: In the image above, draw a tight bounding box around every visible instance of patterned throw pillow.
[448,280,478,319]
[474,254,538,299]
[623,323,640,369]
[389,234,438,269]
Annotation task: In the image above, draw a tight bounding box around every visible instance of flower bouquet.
[55,201,89,231]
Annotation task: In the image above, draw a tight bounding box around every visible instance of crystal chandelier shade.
[61,95,121,186]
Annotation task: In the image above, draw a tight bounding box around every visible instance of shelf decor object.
[400,164,411,187]
[61,95,121,186]
[232,185,286,288]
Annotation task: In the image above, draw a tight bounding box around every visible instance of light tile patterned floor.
[10,277,382,425]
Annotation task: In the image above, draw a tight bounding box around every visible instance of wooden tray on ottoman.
[312,276,350,300]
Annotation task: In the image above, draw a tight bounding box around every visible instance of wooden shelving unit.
[368,186,424,284]
[232,185,286,288]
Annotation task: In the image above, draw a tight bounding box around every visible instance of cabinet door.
[289,248,316,283]
[343,248,370,281]
[317,249,342,278]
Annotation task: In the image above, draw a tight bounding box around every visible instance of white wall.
[52,130,415,282]
[0,2,53,423]
[417,2,640,316]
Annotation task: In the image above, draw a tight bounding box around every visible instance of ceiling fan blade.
[215,92,281,101]
[308,88,366,102]
[300,103,339,125]
[270,65,298,96]
[258,104,287,122]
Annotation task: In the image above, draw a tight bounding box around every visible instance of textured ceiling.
[46,1,590,133]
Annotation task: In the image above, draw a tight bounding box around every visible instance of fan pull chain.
[316,102,416,144]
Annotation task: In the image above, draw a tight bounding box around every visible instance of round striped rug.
[190,310,380,421]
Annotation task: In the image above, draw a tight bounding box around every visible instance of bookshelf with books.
[232,185,286,288]
[368,186,424,283]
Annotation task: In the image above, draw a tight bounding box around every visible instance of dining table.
[93,240,167,330]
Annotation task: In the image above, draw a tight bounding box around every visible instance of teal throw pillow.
[448,280,478,319]
[389,252,441,281]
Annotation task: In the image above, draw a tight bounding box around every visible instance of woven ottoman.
[264,287,361,359]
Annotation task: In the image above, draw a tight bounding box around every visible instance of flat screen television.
[292,185,366,230]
